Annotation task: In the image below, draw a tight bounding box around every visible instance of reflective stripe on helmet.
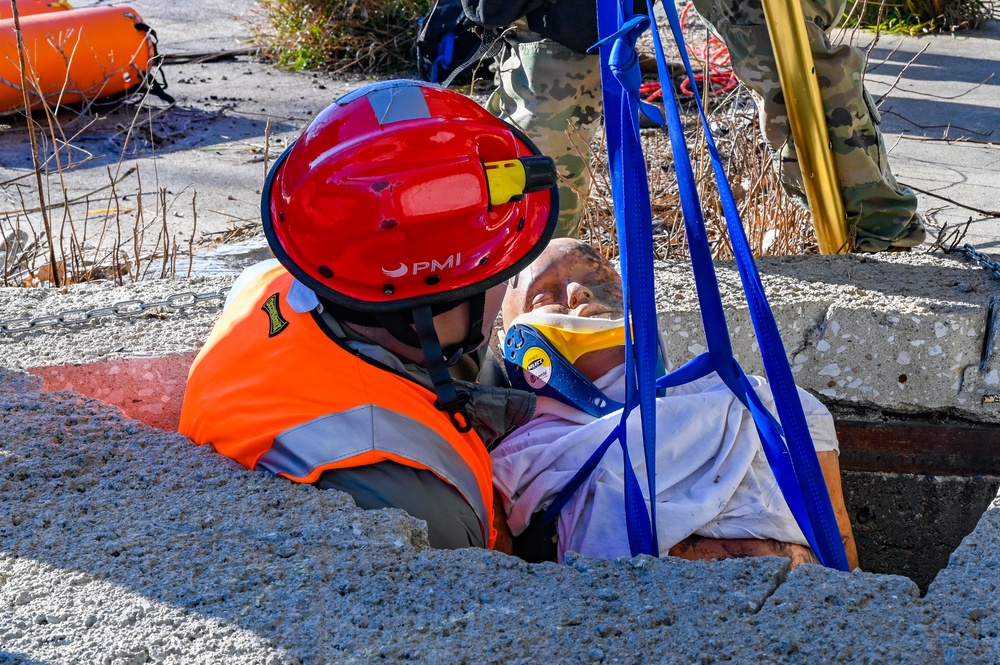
[366,84,431,126]
[258,403,489,535]
[336,78,434,106]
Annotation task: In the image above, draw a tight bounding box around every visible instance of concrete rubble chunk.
[0,364,994,662]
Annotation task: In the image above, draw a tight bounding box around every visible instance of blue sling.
[542,0,849,571]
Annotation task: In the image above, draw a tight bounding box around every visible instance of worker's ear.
[483,283,507,339]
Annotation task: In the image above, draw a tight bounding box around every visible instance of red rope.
[639,82,663,102]
[676,2,738,98]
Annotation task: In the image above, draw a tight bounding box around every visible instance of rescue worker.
[179,80,559,551]
[464,0,926,251]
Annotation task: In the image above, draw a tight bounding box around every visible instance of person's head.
[502,238,625,381]
[262,80,558,427]
[501,238,624,327]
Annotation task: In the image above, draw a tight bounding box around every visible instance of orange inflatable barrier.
[0,5,164,115]
[0,0,73,21]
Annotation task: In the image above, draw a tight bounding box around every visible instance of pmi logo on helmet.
[381,253,462,278]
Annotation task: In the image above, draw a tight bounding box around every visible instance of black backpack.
[416,0,490,86]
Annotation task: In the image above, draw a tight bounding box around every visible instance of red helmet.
[262,80,558,312]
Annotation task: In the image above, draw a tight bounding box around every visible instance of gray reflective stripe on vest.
[256,404,488,533]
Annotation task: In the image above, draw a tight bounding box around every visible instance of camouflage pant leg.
[690,0,920,250]
[487,25,602,239]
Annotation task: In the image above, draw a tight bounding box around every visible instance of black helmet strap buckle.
[413,304,474,432]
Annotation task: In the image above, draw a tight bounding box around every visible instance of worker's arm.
[492,487,515,554]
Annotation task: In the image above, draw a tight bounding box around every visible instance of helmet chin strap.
[376,294,487,432]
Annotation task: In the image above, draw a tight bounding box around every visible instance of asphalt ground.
[859,21,1000,252]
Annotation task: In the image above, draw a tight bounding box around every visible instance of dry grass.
[2,166,199,287]
[252,0,430,73]
[1,91,200,287]
[578,94,816,263]
[577,10,817,263]
[843,0,997,34]
[244,0,898,265]
[0,2,209,287]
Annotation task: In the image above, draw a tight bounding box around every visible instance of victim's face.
[501,238,624,328]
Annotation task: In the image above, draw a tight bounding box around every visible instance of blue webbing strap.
[544,0,848,570]
[597,1,665,557]
[649,0,848,570]
[635,6,824,558]
[539,2,661,556]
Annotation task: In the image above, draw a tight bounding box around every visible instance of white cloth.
[491,365,839,561]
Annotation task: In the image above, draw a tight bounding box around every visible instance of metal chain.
[955,243,1000,281]
[0,287,230,334]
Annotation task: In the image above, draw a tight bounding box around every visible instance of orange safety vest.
[179,264,495,547]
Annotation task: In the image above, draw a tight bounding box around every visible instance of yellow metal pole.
[760,0,849,254]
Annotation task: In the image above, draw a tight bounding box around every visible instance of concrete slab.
[0,249,999,648]
[2,365,999,663]
[656,251,1000,424]
[923,499,1000,660]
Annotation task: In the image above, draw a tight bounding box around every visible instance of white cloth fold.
[491,365,838,561]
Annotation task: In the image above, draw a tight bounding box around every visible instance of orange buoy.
[0,0,72,21]
[0,5,160,115]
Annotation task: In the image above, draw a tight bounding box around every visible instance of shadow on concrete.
[0,101,297,174]
[0,653,51,664]
[867,44,1000,88]
[866,46,1000,140]
[878,98,997,140]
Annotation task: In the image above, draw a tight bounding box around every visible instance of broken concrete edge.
[25,343,994,590]
[4,249,998,424]
[0,366,995,662]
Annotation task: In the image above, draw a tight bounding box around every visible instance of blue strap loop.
[592,15,665,126]
[648,0,848,570]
